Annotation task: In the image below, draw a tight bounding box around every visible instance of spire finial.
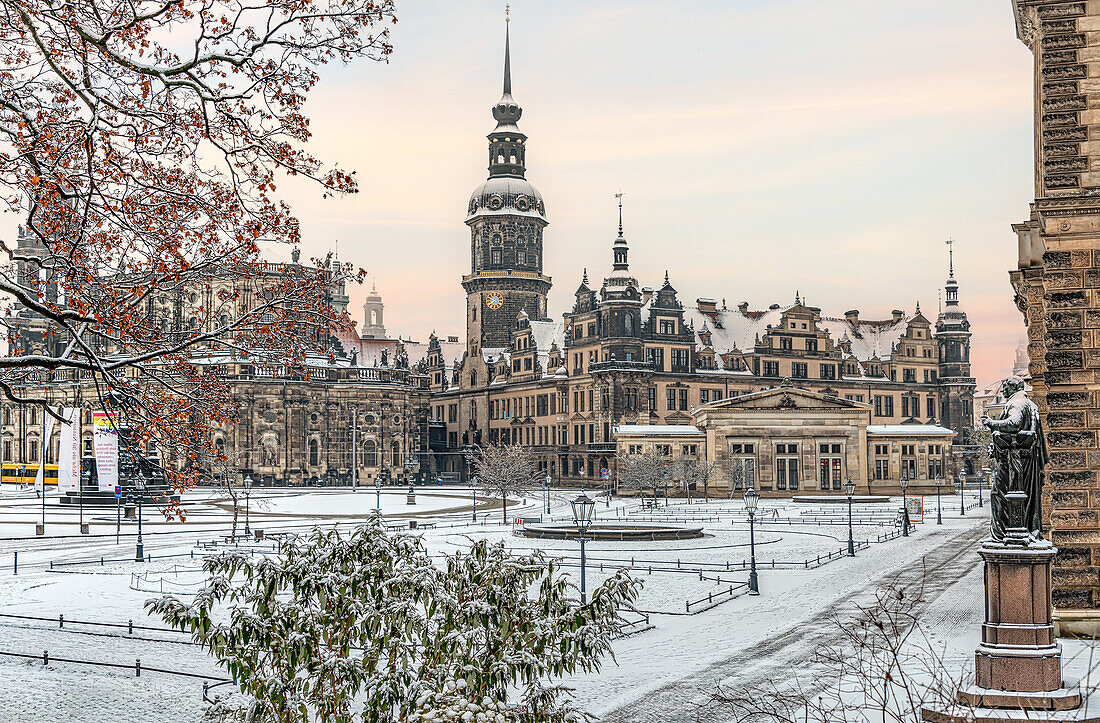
[916,301,921,314]
[946,237,955,279]
[503,7,512,96]
[664,270,670,285]
[795,290,801,305]
[582,267,588,285]
[615,190,624,238]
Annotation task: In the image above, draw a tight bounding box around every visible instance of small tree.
[677,459,716,502]
[148,522,641,723]
[473,444,538,524]
[616,450,670,503]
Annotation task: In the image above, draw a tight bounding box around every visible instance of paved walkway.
[597,523,987,723]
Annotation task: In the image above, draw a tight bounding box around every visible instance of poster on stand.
[92,411,118,492]
[57,407,80,493]
[906,496,924,523]
[34,411,57,492]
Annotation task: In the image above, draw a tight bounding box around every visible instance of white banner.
[57,407,80,494]
[92,411,118,492]
[34,410,57,492]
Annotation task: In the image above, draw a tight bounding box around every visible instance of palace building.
[422,22,979,495]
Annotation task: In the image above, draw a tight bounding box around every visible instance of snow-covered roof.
[680,300,916,366]
[867,425,955,436]
[529,318,565,372]
[818,316,909,363]
[615,424,704,436]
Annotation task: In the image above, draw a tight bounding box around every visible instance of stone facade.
[1011,0,1100,628]
[614,386,956,497]
[0,361,432,487]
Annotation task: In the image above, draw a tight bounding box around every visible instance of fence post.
[101,557,104,566]
[50,561,53,570]
[135,659,141,677]
[128,619,133,635]
[59,614,63,629]
[43,650,48,666]
[12,551,16,575]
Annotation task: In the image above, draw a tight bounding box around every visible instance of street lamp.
[978,468,985,508]
[900,471,910,537]
[743,487,760,595]
[959,471,966,517]
[544,474,551,515]
[243,475,252,537]
[844,478,856,556]
[471,475,478,523]
[935,475,943,525]
[135,470,148,561]
[571,492,596,604]
[375,479,381,513]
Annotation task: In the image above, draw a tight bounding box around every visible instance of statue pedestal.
[923,541,1095,722]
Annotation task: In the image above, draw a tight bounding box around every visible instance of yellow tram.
[0,463,59,486]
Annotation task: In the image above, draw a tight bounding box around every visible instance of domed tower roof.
[466,12,546,224]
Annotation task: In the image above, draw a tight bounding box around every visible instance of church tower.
[934,240,974,438]
[462,13,551,358]
[361,281,387,339]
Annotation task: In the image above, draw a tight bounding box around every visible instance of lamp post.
[978,468,985,508]
[571,492,595,604]
[935,475,943,525]
[900,471,910,537]
[468,473,477,519]
[375,479,381,513]
[135,470,148,561]
[959,471,966,517]
[744,487,760,595]
[844,478,856,556]
[544,474,551,515]
[243,475,252,537]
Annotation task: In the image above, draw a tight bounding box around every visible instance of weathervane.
[946,237,955,278]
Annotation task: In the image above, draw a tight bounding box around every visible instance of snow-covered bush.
[148,518,640,722]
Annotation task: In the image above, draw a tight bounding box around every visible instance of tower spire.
[616,189,624,238]
[503,5,511,97]
[611,192,629,273]
[944,238,959,306]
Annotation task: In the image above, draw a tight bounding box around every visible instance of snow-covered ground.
[0,486,1092,722]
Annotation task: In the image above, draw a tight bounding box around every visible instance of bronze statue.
[980,376,1048,545]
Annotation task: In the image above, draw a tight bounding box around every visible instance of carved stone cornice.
[1012,1,1039,48]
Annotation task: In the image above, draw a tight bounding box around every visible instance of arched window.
[215,438,225,457]
[370,310,378,325]
[391,441,401,468]
[363,440,377,467]
[308,439,319,466]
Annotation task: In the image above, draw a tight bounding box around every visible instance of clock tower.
[462,14,551,358]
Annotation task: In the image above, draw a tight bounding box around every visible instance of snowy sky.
[4,1,1038,389]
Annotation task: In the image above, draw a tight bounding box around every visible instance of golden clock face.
[486,293,504,310]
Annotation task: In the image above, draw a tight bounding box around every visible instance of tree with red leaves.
[0,0,396,499]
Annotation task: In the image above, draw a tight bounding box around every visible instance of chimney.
[844,309,859,325]
[891,309,905,323]
[697,298,717,314]
[641,286,654,304]
[447,335,459,343]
